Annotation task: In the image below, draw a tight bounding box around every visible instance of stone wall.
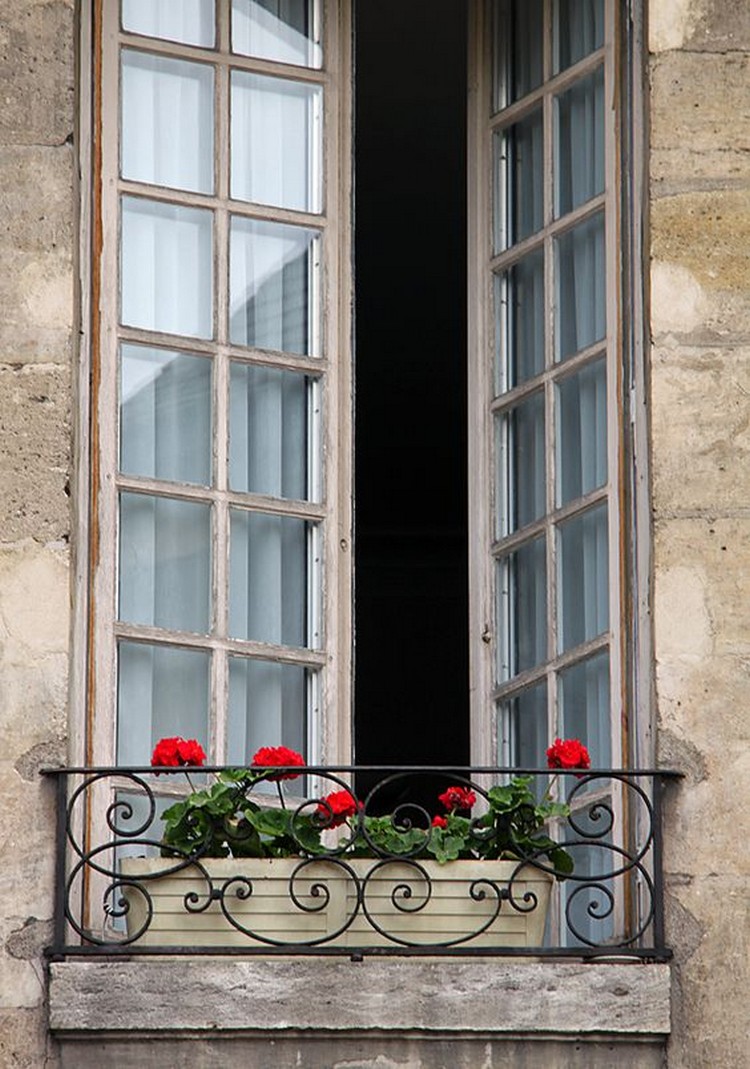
[0,1,75,1066]
[649,2,750,1067]
[0,0,748,1066]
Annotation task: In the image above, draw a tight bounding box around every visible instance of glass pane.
[496,535,547,682]
[231,72,322,213]
[558,650,610,767]
[120,343,211,486]
[493,107,543,252]
[555,66,604,217]
[555,212,605,361]
[229,363,311,499]
[230,217,319,354]
[553,0,604,73]
[121,50,214,194]
[556,358,607,506]
[500,680,548,771]
[122,0,215,47]
[561,841,615,946]
[229,510,312,646]
[119,492,211,633]
[494,247,544,393]
[228,657,308,765]
[496,391,545,536]
[117,641,209,765]
[232,0,321,68]
[492,0,544,112]
[557,503,608,652]
[121,196,213,339]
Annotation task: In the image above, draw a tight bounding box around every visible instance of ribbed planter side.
[120,856,553,948]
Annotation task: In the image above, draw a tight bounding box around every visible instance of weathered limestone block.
[0,365,71,543]
[0,1007,57,1069]
[650,52,750,192]
[0,913,49,1011]
[650,192,750,336]
[666,875,749,1069]
[653,518,750,873]
[0,0,75,147]
[654,0,750,53]
[0,145,74,363]
[56,1035,667,1069]
[650,344,750,511]
[649,0,708,53]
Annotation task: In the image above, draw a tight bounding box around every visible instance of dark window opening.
[354,0,470,778]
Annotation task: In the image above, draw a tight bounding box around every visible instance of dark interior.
[353,0,470,785]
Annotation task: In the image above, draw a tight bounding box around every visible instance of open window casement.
[86,0,634,822]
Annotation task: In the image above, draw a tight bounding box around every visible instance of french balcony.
[43,764,678,961]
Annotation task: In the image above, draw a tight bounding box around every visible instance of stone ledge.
[49,959,671,1037]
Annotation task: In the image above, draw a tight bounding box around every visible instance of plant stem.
[276,780,287,810]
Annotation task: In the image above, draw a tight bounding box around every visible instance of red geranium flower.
[316,789,358,827]
[437,785,476,812]
[150,736,206,768]
[546,738,591,774]
[431,814,448,829]
[250,745,306,781]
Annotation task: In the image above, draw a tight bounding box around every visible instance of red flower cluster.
[546,737,591,773]
[431,814,448,829]
[251,745,306,781]
[150,736,206,768]
[437,785,476,812]
[316,789,358,827]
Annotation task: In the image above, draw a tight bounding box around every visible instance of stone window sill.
[49,958,671,1038]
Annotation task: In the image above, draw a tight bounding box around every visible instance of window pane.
[122,0,215,47]
[229,217,320,355]
[119,492,211,633]
[121,50,214,194]
[120,344,212,486]
[553,0,604,74]
[496,391,545,536]
[229,363,312,499]
[493,107,543,252]
[229,510,312,647]
[492,0,544,112]
[495,247,545,393]
[228,657,308,764]
[557,503,608,653]
[555,212,605,361]
[556,357,607,506]
[121,196,213,339]
[231,72,322,213]
[558,650,610,767]
[232,0,322,68]
[555,66,604,217]
[117,641,209,765]
[496,535,547,682]
[500,680,548,770]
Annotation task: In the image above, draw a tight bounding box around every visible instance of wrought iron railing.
[42,765,678,960]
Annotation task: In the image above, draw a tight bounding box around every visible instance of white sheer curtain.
[122,0,215,47]
[227,658,306,765]
[232,0,320,68]
[121,50,214,194]
[118,642,209,764]
[121,197,213,339]
[116,1,318,767]
[231,72,321,213]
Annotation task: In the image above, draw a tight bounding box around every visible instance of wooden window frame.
[84,0,353,772]
[468,0,630,774]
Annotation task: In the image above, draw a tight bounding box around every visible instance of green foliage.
[158,769,575,877]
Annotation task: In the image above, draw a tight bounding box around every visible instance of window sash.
[468,0,623,774]
[88,0,352,771]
